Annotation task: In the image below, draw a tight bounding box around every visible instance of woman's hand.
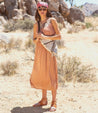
[36,33,46,40]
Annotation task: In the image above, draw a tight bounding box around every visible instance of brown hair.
[35,8,52,22]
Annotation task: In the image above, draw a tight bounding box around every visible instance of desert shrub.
[86,22,93,28]
[93,39,98,43]
[58,23,64,30]
[0,38,22,53]
[8,38,22,49]
[56,40,65,48]
[0,40,7,49]
[3,19,34,32]
[25,38,35,53]
[57,54,96,84]
[0,60,18,76]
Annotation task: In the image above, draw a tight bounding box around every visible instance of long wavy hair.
[35,7,52,22]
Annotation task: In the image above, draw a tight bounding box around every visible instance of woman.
[30,1,61,112]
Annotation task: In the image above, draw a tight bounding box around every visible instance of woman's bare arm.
[33,23,39,44]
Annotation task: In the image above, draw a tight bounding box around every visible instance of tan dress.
[30,18,58,90]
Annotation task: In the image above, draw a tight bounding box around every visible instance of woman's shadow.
[11,106,50,113]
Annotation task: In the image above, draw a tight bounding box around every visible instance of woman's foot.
[49,100,57,112]
[33,97,47,107]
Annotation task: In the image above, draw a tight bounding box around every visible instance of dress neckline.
[40,17,49,24]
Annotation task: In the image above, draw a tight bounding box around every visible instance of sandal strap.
[39,98,47,104]
[51,100,57,108]
[33,98,47,107]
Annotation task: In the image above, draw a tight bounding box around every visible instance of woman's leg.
[42,89,47,99]
[33,89,47,107]
[51,89,56,101]
[49,89,57,111]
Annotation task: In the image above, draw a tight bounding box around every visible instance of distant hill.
[81,3,98,16]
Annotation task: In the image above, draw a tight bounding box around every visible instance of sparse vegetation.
[8,38,22,49]
[58,23,64,30]
[0,38,22,53]
[0,40,8,52]
[86,22,93,28]
[0,60,18,76]
[85,17,98,30]
[57,54,96,84]
[56,40,65,48]
[25,38,35,53]
[93,39,98,43]
[3,19,34,32]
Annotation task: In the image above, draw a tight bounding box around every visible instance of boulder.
[4,0,18,19]
[24,0,37,16]
[67,7,85,24]
[92,10,98,16]
[18,0,26,14]
[0,2,5,14]
[48,0,59,12]
[0,16,7,24]
[23,14,35,22]
[12,9,23,20]
[59,2,70,18]
[51,11,65,27]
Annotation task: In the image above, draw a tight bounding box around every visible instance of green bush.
[3,19,34,32]
[86,22,93,28]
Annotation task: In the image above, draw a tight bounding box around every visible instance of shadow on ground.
[11,106,50,113]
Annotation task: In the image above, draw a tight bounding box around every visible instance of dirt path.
[0,73,98,113]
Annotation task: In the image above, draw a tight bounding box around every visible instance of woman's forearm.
[44,34,61,40]
[33,37,39,44]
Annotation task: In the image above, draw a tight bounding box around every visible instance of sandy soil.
[0,74,98,113]
[0,29,98,113]
[59,29,98,78]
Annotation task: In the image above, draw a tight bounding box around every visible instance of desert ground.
[0,17,98,113]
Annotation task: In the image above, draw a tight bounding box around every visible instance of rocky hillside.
[81,3,98,16]
[0,0,85,27]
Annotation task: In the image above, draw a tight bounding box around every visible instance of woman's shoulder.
[49,17,57,23]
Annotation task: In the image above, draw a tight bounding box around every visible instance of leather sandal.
[33,98,48,107]
[49,100,57,112]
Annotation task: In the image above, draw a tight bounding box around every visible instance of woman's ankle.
[42,97,47,99]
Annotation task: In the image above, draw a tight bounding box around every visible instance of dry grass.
[0,60,18,76]
[56,40,65,48]
[85,16,98,27]
[58,23,64,30]
[85,22,93,28]
[93,39,98,43]
[8,38,22,49]
[0,38,22,53]
[57,54,96,85]
[3,19,34,32]
[24,37,35,53]
[67,21,86,33]
[0,40,8,52]
[67,17,98,33]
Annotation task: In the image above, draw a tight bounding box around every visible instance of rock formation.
[0,0,85,27]
[67,7,85,24]
[4,0,18,19]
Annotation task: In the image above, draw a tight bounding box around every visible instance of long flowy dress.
[30,18,58,90]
